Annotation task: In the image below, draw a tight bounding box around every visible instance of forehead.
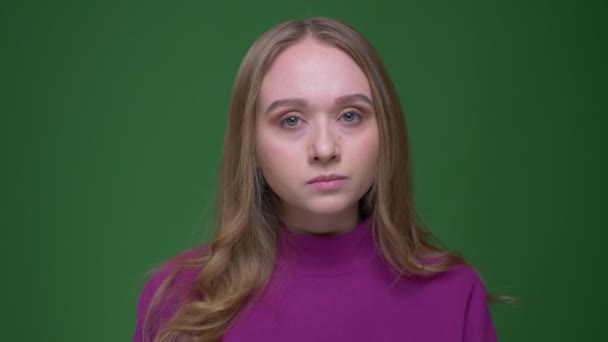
[258,38,371,107]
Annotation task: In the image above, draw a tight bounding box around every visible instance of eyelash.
[280,111,363,128]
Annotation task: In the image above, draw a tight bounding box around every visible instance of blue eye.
[340,111,361,123]
[281,116,302,127]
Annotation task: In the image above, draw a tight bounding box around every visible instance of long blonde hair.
[143,17,502,342]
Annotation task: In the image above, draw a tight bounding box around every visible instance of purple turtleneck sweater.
[134,217,497,341]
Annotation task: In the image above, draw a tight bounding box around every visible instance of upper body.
[134,216,497,342]
[134,16,503,342]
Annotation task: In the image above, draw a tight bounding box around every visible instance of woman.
[135,17,502,342]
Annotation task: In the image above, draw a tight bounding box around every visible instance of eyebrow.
[264,98,307,115]
[264,93,374,115]
[334,93,374,107]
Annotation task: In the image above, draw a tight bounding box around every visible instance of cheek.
[256,135,299,180]
[353,127,380,183]
[355,127,380,164]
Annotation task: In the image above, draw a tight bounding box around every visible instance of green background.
[3,0,605,340]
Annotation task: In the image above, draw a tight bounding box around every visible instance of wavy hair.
[142,16,507,342]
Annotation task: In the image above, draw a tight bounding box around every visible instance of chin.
[301,199,358,217]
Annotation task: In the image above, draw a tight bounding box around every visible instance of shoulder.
[139,245,206,303]
[133,246,206,341]
[443,265,497,340]
[428,263,489,305]
[408,263,497,340]
[432,264,496,340]
[408,257,486,291]
[436,263,487,293]
[398,262,489,309]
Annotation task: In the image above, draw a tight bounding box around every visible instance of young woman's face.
[256,38,379,233]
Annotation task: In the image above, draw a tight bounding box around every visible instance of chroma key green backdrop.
[2,0,605,341]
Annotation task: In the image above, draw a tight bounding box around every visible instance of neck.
[279,204,360,235]
[276,214,375,275]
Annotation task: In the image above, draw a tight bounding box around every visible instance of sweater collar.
[276,215,376,275]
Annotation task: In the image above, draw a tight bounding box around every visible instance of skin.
[256,38,379,235]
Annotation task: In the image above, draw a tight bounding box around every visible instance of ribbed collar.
[276,216,376,276]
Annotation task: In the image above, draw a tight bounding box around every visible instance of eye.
[281,115,302,128]
[339,111,362,123]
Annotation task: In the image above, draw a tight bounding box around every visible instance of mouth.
[307,174,348,184]
[307,174,348,191]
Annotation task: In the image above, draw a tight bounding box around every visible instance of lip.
[307,174,348,184]
[307,174,348,191]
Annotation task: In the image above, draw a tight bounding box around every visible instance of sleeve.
[133,265,175,342]
[133,247,205,342]
[462,271,498,342]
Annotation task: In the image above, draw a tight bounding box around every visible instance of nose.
[308,122,340,164]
